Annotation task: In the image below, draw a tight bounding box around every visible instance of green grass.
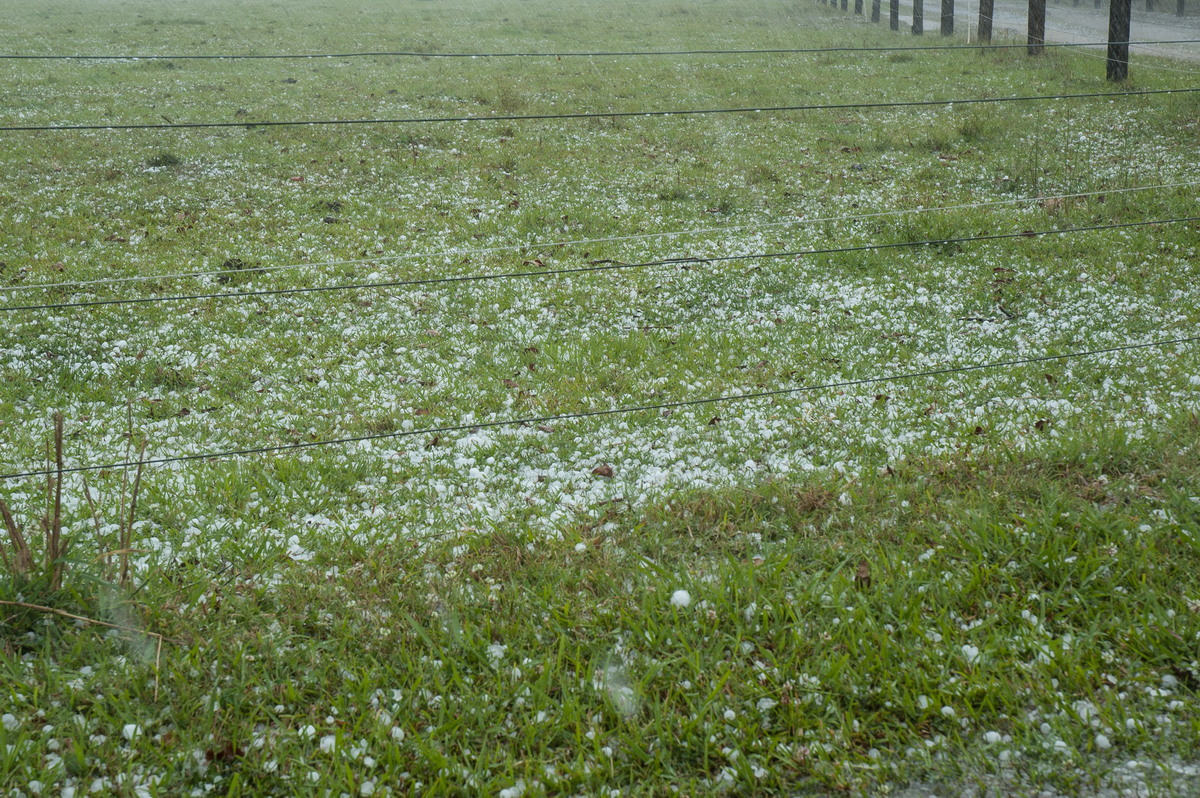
[1,0,1200,794]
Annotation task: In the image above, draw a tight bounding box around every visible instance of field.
[2,0,1200,794]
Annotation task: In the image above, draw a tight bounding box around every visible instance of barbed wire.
[2,86,1197,133]
[7,179,1197,295]
[0,335,1193,482]
[5,215,1195,314]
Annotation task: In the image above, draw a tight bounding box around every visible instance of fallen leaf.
[855,560,872,590]
[592,464,614,478]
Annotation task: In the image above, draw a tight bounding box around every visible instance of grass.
[1,0,1199,794]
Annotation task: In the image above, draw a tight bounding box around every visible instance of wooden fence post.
[942,0,955,33]
[1028,0,1045,53]
[872,0,883,22]
[1108,0,1131,79]
[979,0,995,40]
[891,0,901,29]
[914,0,925,32]
[855,0,865,14]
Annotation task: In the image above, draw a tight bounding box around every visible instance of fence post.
[1107,0,1131,79]
[872,0,883,21]
[942,0,955,33]
[1028,0,1045,53]
[891,0,901,27]
[914,0,925,32]
[855,0,865,14]
[842,0,849,11]
[1179,0,1186,16]
[979,0,995,40]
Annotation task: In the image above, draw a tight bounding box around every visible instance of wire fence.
[2,87,1197,133]
[1,38,1196,60]
[4,215,1196,314]
[5,179,1197,295]
[3,336,1194,481]
[2,17,1198,487]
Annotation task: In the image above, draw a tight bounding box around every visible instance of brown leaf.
[537,425,555,433]
[1034,419,1048,431]
[204,742,245,763]
[591,464,614,478]
[1044,373,1057,385]
[854,559,872,590]
[973,425,985,435]
[708,416,721,425]
[502,379,519,388]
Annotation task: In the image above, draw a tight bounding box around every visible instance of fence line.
[2,39,1197,61]
[6,216,1195,314]
[6,179,1196,296]
[1,335,1194,482]
[3,87,1196,134]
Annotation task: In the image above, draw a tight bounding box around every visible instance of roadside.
[889,0,1200,64]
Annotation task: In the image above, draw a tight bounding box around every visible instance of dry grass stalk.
[49,412,67,591]
[0,499,35,576]
[81,475,109,577]
[0,599,172,700]
[120,442,148,588]
[2,413,68,587]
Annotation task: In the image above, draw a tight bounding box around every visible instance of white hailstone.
[1095,734,1113,750]
[121,724,142,741]
[390,726,405,742]
[496,777,525,796]
[319,735,337,753]
[670,590,691,608]
[723,709,737,721]
[1,714,18,731]
[299,725,317,739]
[940,706,956,718]
[360,781,376,797]
[961,644,981,664]
[574,542,587,553]
[917,695,930,710]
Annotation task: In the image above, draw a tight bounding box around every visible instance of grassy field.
[2,0,1200,794]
